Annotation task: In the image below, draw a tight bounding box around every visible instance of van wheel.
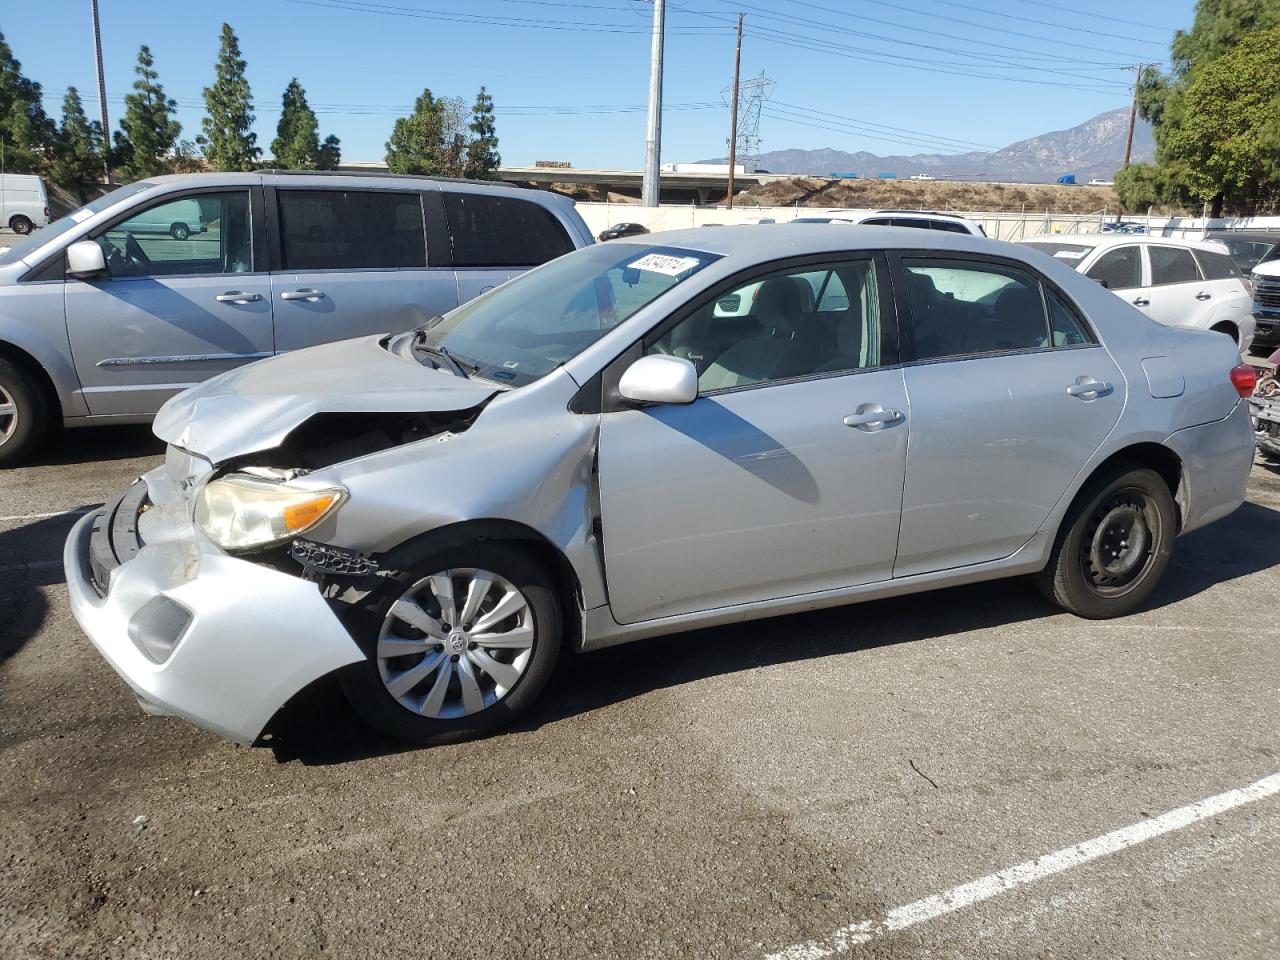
[1034,463,1176,619]
[0,358,49,467]
[169,222,191,240]
[339,543,562,745]
[9,215,33,235]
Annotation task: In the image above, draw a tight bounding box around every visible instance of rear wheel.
[0,358,48,467]
[169,222,190,240]
[339,543,561,745]
[1034,464,1176,619]
[9,215,33,235]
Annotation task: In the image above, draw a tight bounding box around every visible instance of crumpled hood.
[153,335,500,463]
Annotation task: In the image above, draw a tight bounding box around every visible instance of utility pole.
[1122,63,1143,169]
[726,14,743,210]
[641,0,665,207]
[91,0,113,184]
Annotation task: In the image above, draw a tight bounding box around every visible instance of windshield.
[1021,241,1095,266]
[416,243,719,387]
[0,181,152,266]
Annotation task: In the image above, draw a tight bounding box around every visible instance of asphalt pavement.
[2,424,1279,959]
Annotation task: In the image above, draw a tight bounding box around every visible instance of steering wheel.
[124,232,153,269]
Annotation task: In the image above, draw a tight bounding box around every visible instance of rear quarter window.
[1194,249,1241,280]
[443,192,576,267]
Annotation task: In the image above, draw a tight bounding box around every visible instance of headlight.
[194,473,347,552]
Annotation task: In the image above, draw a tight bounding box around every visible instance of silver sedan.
[65,226,1256,745]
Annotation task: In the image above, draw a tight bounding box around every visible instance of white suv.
[1019,234,1254,350]
[822,208,985,236]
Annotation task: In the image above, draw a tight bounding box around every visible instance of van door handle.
[281,288,326,301]
[215,291,262,303]
[1132,296,1150,306]
[1067,378,1112,399]
[1195,291,1212,301]
[843,404,903,430]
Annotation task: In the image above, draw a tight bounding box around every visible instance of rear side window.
[1194,249,1241,280]
[443,192,575,267]
[278,189,426,271]
[904,259,1049,360]
[1046,288,1094,346]
[1085,246,1141,290]
[1148,246,1201,285]
[928,220,970,234]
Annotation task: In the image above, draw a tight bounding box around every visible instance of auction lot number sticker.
[628,253,702,276]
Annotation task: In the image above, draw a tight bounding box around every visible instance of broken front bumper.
[64,467,365,744]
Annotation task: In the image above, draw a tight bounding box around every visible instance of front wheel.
[0,358,49,467]
[339,543,562,745]
[1034,464,1177,619]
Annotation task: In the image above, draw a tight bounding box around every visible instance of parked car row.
[0,171,593,464]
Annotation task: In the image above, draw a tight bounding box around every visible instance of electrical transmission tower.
[721,72,773,171]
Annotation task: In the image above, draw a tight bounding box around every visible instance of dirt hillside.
[736,177,1119,214]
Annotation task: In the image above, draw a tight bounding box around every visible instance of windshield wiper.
[411,330,480,379]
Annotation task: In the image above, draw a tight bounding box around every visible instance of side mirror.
[618,355,698,406]
[66,240,107,278]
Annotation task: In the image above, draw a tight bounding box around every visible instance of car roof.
[1205,230,1280,242]
[618,223,1006,258]
[1020,233,1229,254]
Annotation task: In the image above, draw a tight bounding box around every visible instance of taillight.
[1230,363,1257,398]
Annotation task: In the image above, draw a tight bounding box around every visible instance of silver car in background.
[0,171,592,464]
[66,226,1255,746]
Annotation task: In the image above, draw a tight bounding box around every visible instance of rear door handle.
[1195,291,1212,301]
[281,288,326,301]
[215,290,262,303]
[843,404,904,430]
[1066,378,1113,399]
[1132,297,1150,307]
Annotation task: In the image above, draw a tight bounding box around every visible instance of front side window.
[443,192,575,267]
[1148,246,1201,285]
[417,244,717,387]
[648,259,881,392]
[1085,246,1141,290]
[904,259,1049,360]
[98,191,251,278]
[278,190,425,271]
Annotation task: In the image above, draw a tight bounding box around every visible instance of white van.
[0,174,50,235]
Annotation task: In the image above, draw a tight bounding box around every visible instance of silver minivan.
[0,171,593,464]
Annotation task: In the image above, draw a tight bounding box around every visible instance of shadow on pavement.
[27,424,163,467]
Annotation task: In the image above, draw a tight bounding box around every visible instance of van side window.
[98,191,252,278]
[443,193,576,267]
[278,190,426,271]
[1193,249,1239,281]
[1085,246,1141,290]
[1148,246,1201,285]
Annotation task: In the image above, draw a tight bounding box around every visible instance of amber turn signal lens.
[283,493,342,532]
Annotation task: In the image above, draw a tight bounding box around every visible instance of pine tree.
[385,88,447,175]
[51,87,103,198]
[270,78,320,168]
[114,45,181,181]
[198,23,260,172]
[464,86,500,179]
[317,133,341,171]
[0,31,55,173]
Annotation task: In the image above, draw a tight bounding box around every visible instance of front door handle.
[1067,378,1113,399]
[1195,291,1212,301]
[281,288,326,301]
[843,404,904,430]
[215,290,262,303]
[1132,296,1150,307]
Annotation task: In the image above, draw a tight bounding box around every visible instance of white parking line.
[0,507,97,523]
[768,771,1280,960]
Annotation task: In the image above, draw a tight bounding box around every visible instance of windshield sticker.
[1052,250,1087,260]
[628,253,701,276]
[69,208,94,223]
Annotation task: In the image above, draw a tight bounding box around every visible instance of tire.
[1034,463,1177,619]
[169,222,190,240]
[339,542,562,745]
[9,215,33,235]
[0,357,49,467]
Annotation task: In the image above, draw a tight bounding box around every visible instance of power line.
[283,0,729,33]
[769,101,999,150]
[1003,0,1181,32]
[876,0,1170,46]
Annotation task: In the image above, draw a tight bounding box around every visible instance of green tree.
[270,78,320,168]
[463,86,500,179]
[51,87,103,198]
[198,23,260,171]
[0,31,55,173]
[1158,27,1280,214]
[317,133,341,170]
[1170,0,1280,75]
[114,45,181,181]
[385,88,447,175]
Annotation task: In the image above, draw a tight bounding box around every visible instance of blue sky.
[5,0,1196,167]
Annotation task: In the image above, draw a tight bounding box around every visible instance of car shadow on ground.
[27,425,163,467]
[264,497,1280,766]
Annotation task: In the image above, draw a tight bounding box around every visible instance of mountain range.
[702,108,1155,183]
